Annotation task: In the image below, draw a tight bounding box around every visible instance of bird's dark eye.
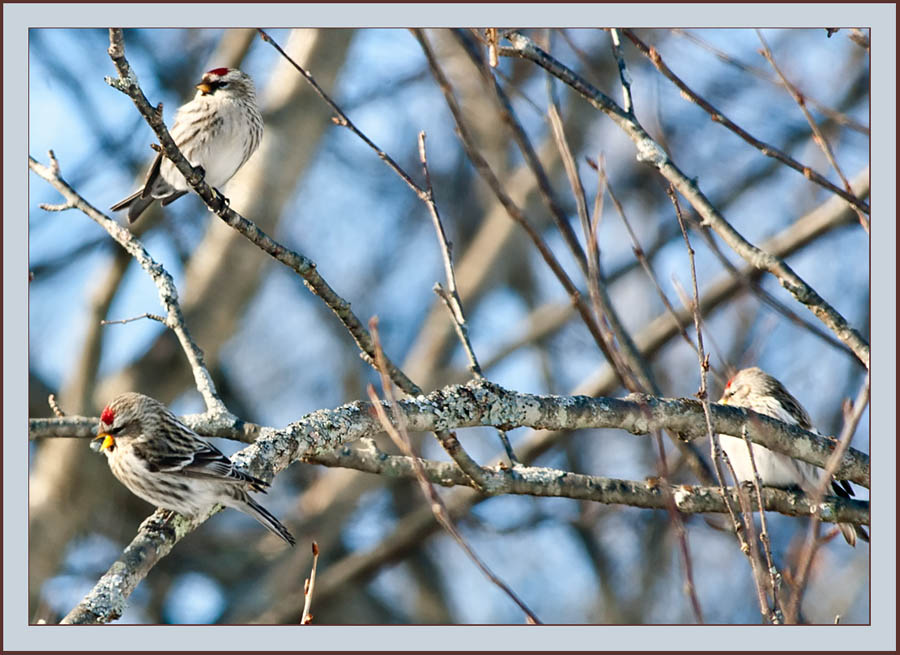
[108,425,124,435]
[219,81,229,88]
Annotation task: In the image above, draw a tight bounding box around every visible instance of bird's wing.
[136,419,269,491]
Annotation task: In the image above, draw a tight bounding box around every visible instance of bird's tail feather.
[838,522,869,547]
[126,196,156,223]
[161,190,188,206]
[830,480,869,546]
[242,495,296,546]
[110,191,155,223]
[110,189,141,212]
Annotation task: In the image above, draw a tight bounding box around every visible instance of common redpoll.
[718,367,868,546]
[92,392,295,546]
[110,67,263,223]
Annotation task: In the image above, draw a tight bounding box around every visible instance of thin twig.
[669,276,730,382]
[646,419,706,622]
[500,30,870,369]
[418,132,519,465]
[29,152,225,416]
[367,318,541,624]
[546,97,646,394]
[755,30,868,233]
[621,29,869,215]
[300,541,320,625]
[433,283,481,377]
[670,185,776,622]
[47,395,66,418]
[417,133,481,378]
[786,373,870,623]
[256,29,427,202]
[100,312,166,326]
[608,29,634,115]
[449,28,589,277]
[587,156,707,377]
[670,29,869,136]
[740,424,783,623]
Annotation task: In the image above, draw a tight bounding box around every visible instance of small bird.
[718,366,868,546]
[92,392,295,546]
[110,67,263,223]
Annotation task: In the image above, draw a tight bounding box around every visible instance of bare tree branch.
[29,152,226,416]
[786,373,870,623]
[306,440,867,525]
[30,379,870,488]
[755,30,869,233]
[670,29,869,136]
[622,29,869,215]
[418,131,519,465]
[300,542,320,624]
[450,29,590,277]
[671,185,774,622]
[499,30,870,369]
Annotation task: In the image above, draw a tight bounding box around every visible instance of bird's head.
[195,67,255,99]
[719,367,768,406]
[92,392,157,453]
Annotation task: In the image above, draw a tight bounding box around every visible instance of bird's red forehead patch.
[101,406,115,425]
[725,376,735,389]
[207,67,230,77]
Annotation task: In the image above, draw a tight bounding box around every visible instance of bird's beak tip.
[91,433,115,452]
[195,82,212,95]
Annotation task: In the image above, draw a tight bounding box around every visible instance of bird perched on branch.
[92,392,295,545]
[717,366,868,546]
[110,67,263,223]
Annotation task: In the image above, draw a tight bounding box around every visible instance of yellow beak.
[195,82,213,95]
[92,433,116,452]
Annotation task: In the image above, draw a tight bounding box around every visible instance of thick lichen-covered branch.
[309,441,868,524]
[32,379,870,488]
